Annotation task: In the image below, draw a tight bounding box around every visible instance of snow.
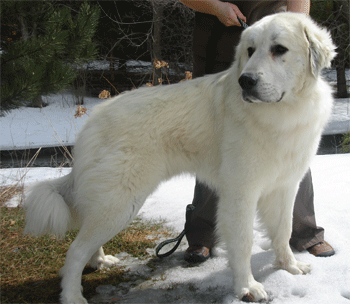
[0,93,99,150]
[1,89,350,303]
[324,99,350,135]
[74,59,154,73]
[2,156,350,303]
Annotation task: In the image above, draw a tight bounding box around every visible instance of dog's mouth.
[242,91,285,103]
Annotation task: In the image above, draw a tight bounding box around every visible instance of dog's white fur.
[24,13,335,303]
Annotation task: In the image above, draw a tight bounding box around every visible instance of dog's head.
[235,12,336,103]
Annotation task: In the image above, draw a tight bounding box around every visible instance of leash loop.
[155,229,186,258]
[156,204,195,258]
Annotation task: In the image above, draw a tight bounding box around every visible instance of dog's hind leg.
[60,194,146,304]
[258,186,311,275]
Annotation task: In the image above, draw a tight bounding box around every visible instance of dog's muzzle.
[238,73,284,103]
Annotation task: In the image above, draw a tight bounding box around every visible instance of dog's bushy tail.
[24,173,75,238]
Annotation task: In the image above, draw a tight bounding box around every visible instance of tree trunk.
[336,67,348,98]
[151,1,164,85]
[333,0,349,98]
[27,95,45,108]
[18,15,29,40]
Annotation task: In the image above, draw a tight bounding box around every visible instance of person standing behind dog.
[179,0,335,263]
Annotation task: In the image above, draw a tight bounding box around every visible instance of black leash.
[155,229,186,258]
[156,204,195,258]
[237,17,249,29]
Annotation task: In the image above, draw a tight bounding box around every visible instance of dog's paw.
[89,254,119,269]
[238,281,267,302]
[94,255,120,269]
[295,261,311,274]
[102,255,120,268]
[279,260,311,275]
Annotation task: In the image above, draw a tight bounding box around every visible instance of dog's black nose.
[239,73,259,90]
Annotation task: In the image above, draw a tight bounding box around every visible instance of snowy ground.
[1,156,350,303]
[1,87,350,303]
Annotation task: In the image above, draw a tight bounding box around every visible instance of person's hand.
[215,2,246,27]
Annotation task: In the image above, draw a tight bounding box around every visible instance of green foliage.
[311,0,349,67]
[341,131,350,153]
[310,1,334,22]
[0,1,100,114]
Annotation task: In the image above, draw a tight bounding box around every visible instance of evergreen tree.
[0,1,100,114]
[311,0,349,98]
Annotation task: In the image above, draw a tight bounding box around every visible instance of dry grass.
[0,185,24,207]
[0,186,171,303]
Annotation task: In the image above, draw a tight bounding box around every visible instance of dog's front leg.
[216,191,267,302]
[259,185,311,276]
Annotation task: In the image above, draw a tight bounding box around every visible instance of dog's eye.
[247,47,255,58]
[271,44,288,56]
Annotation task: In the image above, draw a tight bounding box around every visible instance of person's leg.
[185,181,218,249]
[290,169,334,257]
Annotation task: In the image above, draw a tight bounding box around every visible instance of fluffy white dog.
[24,13,335,303]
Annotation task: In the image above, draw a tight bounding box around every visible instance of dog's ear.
[303,19,336,77]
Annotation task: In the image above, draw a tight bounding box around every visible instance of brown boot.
[307,241,335,257]
[184,246,210,263]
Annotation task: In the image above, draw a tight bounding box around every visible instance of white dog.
[24,13,335,303]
